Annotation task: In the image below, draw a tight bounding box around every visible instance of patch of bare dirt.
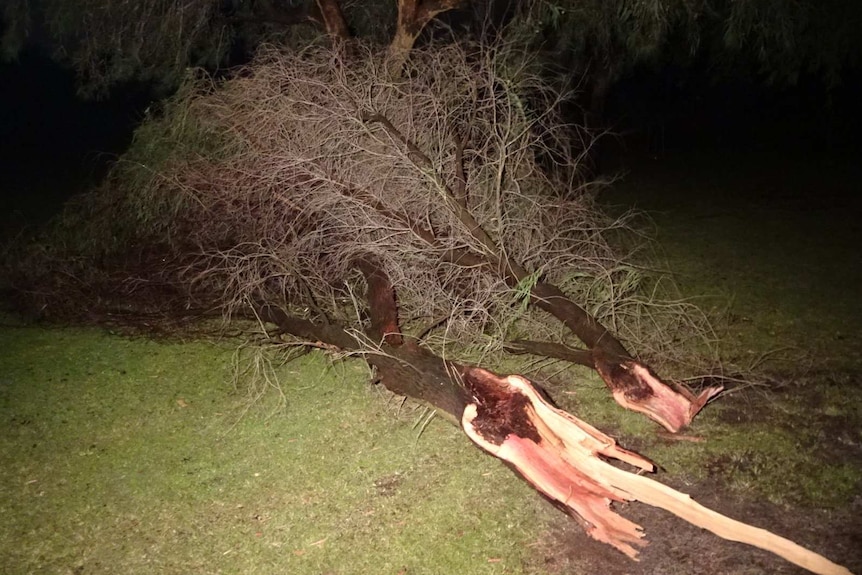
[529,368,862,575]
[533,476,862,575]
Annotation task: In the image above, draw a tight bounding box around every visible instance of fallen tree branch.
[503,338,594,368]
[259,300,851,575]
[503,338,721,429]
[461,369,854,575]
[361,111,722,431]
[255,257,851,575]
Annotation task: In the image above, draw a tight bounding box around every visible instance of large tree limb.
[257,302,471,420]
[461,369,854,575]
[258,292,851,575]
[361,112,722,431]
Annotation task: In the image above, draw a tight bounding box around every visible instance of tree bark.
[256,267,851,575]
[314,0,350,39]
[388,0,462,75]
[256,295,471,423]
[361,112,722,432]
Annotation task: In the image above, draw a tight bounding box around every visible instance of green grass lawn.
[602,151,862,372]
[0,327,551,575]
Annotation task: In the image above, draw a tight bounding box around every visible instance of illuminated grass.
[0,326,547,575]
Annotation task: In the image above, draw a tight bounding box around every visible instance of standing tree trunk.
[314,0,350,38]
[388,0,462,74]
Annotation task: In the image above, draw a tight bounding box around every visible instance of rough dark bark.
[582,65,614,176]
[355,258,403,346]
[256,278,471,422]
[257,266,851,575]
[361,112,723,432]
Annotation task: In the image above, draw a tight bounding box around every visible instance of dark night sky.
[609,61,862,156]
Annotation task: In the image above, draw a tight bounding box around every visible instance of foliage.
[0,0,427,97]
[720,0,862,85]
[17,0,226,97]
[515,0,699,68]
[7,40,715,371]
[3,0,860,98]
[0,71,233,320]
[116,41,619,350]
[1,71,221,299]
[513,0,862,88]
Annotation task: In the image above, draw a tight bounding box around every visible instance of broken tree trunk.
[461,369,854,575]
[256,258,852,575]
[258,306,852,575]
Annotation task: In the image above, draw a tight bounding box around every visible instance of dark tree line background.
[2,0,861,214]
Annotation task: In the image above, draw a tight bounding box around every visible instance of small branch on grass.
[256,304,357,351]
[503,339,595,368]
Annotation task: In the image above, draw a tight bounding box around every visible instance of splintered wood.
[460,368,853,575]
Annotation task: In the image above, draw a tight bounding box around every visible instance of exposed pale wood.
[461,370,853,575]
[592,353,722,432]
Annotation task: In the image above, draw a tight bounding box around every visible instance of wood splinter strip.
[461,371,853,575]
